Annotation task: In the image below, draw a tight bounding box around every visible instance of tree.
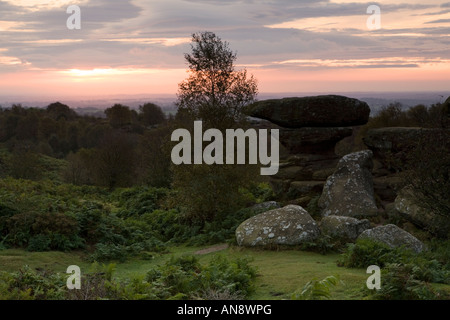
[105,104,132,129]
[46,102,76,121]
[176,31,258,129]
[92,131,137,189]
[139,103,166,127]
[172,32,260,224]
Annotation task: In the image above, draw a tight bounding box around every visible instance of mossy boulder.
[319,150,378,218]
[235,205,320,246]
[320,216,371,242]
[357,224,425,253]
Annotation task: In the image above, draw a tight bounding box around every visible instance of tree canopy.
[176,31,258,129]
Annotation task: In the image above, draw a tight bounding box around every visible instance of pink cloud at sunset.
[0,0,449,98]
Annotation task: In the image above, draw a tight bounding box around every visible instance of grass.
[0,245,368,300]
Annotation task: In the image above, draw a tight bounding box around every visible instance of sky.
[0,0,449,98]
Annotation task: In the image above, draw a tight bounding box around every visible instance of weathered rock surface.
[364,127,425,152]
[288,181,325,198]
[373,175,403,202]
[279,127,353,154]
[251,201,281,213]
[320,216,371,241]
[363,127,429,171]
[235,205,320,246]
[319,150,378,217]
[246,95,370,128]
[395,188,450,238]
[357,224,426,253]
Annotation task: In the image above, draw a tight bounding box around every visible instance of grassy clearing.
[0,245,368,300]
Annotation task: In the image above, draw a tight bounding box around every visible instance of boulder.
[320,216,371,242]
[235,205,320,246]
[245,95,370,128]
[357,224,426,253]
[395,188,450,238]
[319,150,378,217]
[279,127,353,154]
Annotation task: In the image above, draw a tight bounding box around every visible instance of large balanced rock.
[395,188,450,238]
[358,224,425,253]
[246,95,370,128]
[319,150,378,217]
[235,205,320,246]
[321,216,371,242]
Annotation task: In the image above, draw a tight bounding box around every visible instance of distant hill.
[1,92,447,117]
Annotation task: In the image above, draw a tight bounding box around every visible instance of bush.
[368,263,449,300]
[145,255,257,300]
[113,186,168,218]
[403,128,450,237]
[340,239,450,300]
[0,266,66,300]
[338,239,413,268]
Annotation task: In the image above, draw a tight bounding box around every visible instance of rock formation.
[247,95,371,200]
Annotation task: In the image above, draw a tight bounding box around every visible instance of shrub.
[300,235,337,255]
[403,128,450,237]
[368,263,449,300]
[145,255,257,300]
[338,239,413,268]
[0,266,66,300]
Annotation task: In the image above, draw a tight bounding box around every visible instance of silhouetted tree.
[172,31,260,224]
[46,102,76,120]
[105,104,132,129]
[139,103,166,127]
[177,31,258,129]
[92,131,137,189]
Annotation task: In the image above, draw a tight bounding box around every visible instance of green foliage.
[300,235,337,255]
[403,129,450,234]
[145,254,257,299]
[291,275,340,300]
[338,239,409,268]
[306,195,321,219]
[0,266,66,300]
[368,263,449,300]
[339,239,450,300]
[113,186,168,218]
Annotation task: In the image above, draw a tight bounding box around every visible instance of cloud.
[425,18,450,23]
[1,0,449,76]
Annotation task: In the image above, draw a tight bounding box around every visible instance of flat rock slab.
[246,95,370,128]
[236,205,320,246]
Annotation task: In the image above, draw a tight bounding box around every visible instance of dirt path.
[194,243,229,255]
